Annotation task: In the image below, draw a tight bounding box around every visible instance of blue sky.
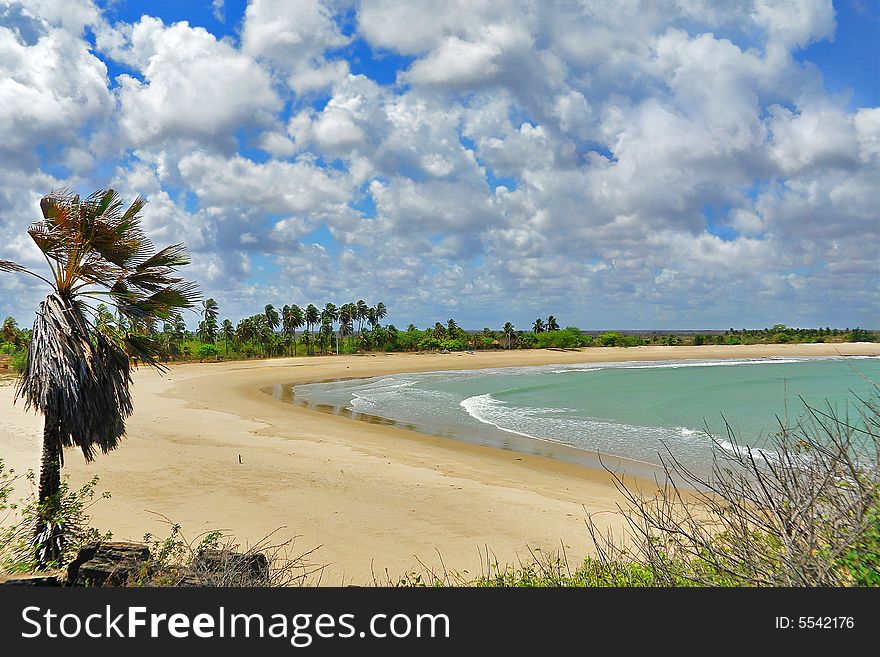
[0,0,878,330]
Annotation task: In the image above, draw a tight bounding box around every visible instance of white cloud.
[104,16,281,149]
[13,0,99,35]
[177,151,354,217]
[211,0,225,23]
[357,0,498,55]
[0,20,112,170]
[767,104,861,175]
[242,0,349,94]
[750,0,835,48]
[403,27,520,87]
[1,0,876,329]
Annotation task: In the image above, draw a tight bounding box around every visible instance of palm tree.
[386,324,398,349]
[338,303,354,351]
[201,298,218,343]
[319,316,334,354]
[301,329,312,357]
[173,313,187,353]
[502,322,515,349]
[532,318,545,333]
[322,303,338,354]
[265,304,280,334]
[356,299,368,334]
[547,315,559,331]
[2,316,20,345]
[372,324,387,350]
[289,304,304,355]
[447,318,458,336]
[281,305,293,354]
[0,188,198,566]
[304,304,319,354]
[375,301,387,324]
[250,314,270,356]
[222,319,234,354]
[202,298,218,322]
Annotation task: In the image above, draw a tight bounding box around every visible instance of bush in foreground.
[390,394,879,587]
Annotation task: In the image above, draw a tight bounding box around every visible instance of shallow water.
[270,356,879,475]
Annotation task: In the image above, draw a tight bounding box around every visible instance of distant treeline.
[2,310,877,370]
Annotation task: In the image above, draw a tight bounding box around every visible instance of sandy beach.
[1,342,877,584]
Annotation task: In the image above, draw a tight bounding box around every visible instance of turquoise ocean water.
[284,357,879,475]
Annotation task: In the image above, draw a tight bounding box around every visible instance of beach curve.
[2,342,877,584]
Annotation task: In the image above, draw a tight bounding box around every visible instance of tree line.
[5,310,878,368]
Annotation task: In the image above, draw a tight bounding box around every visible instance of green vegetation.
[0,459,111,574]
[9,288,876,369]
[6,303,875,370]
[715,325,878,345]
[195,343,219,360]
[0,316,29,374]
[596,331,644,347]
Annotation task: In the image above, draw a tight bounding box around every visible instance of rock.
[67,542,150,587]
[0,573,63,586]
[63,542,270,586]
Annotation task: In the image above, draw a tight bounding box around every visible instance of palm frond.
[123,332,165,370]
[75,260,122,288]
[90,221,144,267]
[137,243,191,270]
[117,283,200,321]
[88,188,124,221]
[119,195,147,227]
[0,259,55,286]
[0,259,28,274]
[39,190,74,228]
[15,293,131,462]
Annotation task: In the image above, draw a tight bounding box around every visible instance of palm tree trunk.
[35,417,63,567]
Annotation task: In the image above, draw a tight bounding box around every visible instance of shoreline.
[265,381,672,481]
[2,342,877,584]
[264,349,878,478]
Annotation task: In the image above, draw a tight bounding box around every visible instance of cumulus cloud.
[103,16,281,149]
[242,0,350,93]
[0,15,112,171]
[0,0,876,329]
[750,0,836,48]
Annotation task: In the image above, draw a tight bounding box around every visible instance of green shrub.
[10,349,27,372]
[1,463,111,574]
[417,337,441,351]
[838,499,880,586]
[440,338,468,351]
[196,343,219,359]
[597,331,622,347]
[536,330,581,348]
